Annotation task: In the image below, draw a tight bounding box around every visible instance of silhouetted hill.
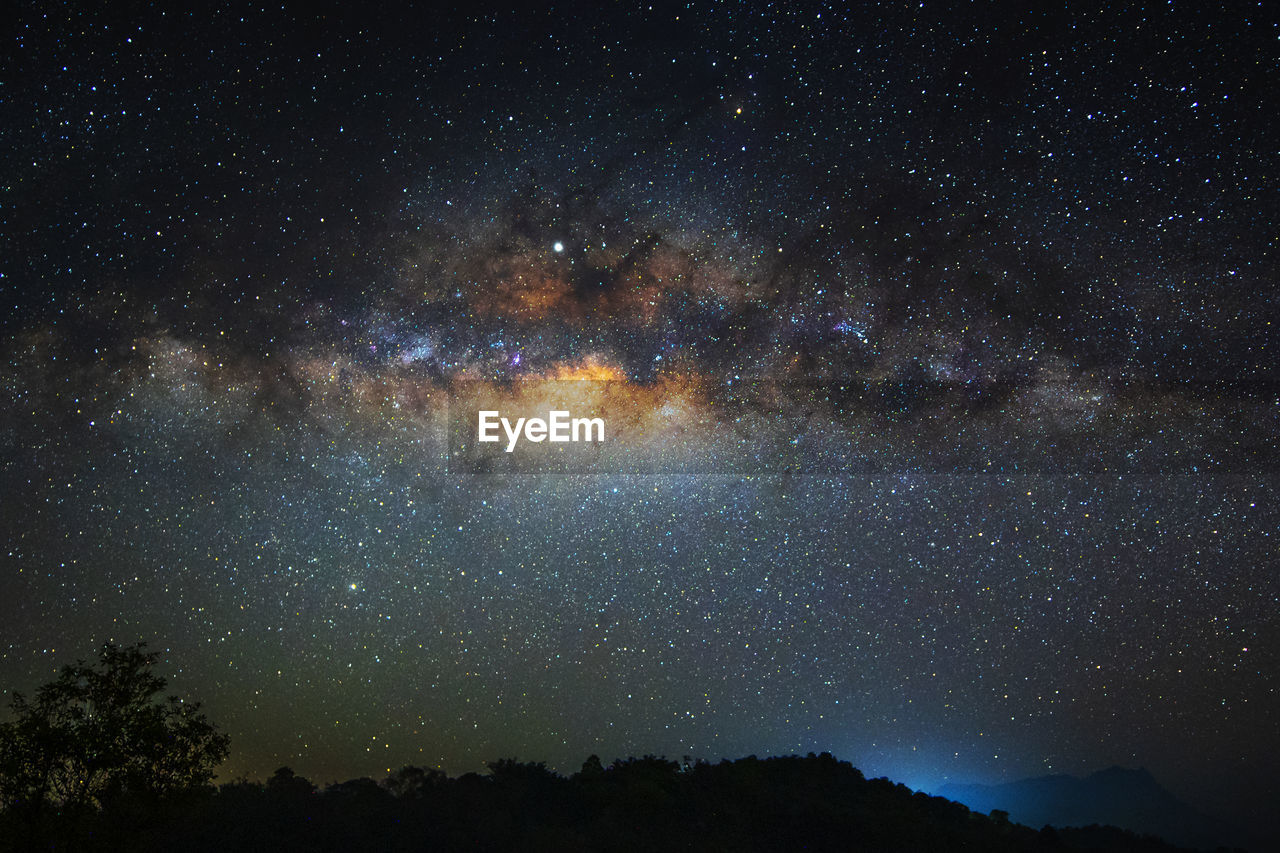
[2,753,1246,852]
[939,767,1240,851]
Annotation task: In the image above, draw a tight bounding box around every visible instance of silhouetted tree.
[0,642,229,839]
[267,766,316,799]
[576,754,604,779]
[383,764,446,799]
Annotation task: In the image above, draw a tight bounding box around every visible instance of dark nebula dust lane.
[2,0,1277,842]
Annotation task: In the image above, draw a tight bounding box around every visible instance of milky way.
[2,2,1277,840]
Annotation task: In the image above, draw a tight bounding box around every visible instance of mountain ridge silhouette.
[938,766,1240,850]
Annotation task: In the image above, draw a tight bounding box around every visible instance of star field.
[2,1,1277,841]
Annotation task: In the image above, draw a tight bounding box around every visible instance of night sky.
[3,0,1277,840]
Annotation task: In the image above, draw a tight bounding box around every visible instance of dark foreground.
[0,753,1246,852]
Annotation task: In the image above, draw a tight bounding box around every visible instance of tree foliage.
[0,643,229,819]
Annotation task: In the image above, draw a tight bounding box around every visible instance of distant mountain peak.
[937,766,1237,850]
